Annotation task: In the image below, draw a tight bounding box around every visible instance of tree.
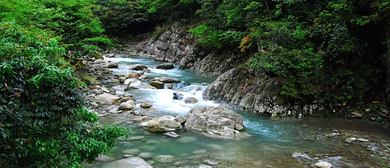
[0,22,128,167]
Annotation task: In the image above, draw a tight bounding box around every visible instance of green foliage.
[0,0,112,56]
[0,22,128,167]
[92,0,150,34]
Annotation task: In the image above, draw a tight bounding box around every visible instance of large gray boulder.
[154,77,181,83]
[185,105,249,139]
[95,93,120,105]
[147,115,183,133]
[101,157,152,168]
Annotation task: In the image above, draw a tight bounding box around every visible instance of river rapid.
[85,55,390,168]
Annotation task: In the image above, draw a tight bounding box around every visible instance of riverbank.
[77,54,390,168]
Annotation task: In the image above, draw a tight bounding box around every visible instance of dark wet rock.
[147,115,183,133]
[150,81,164,89]
[130,64,148,71]
[101,157,152,168]
[184,97,198,104]
[173,92,184,100]
[154,76,181,83]
[156,63,174,69]
[185,105,249,139]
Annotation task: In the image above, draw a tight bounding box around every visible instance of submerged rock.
[147,115,183,133]
[154,76,181,83]
[185,105,249,139]
[153,155,175,163]
[101,157,152,168]
[184,97,198,104]
[130,64,148,71]
[156,63,174,69]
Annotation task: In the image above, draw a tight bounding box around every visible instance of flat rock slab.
[101,157,152,168]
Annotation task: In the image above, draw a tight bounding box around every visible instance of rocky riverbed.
[79,54,390,168]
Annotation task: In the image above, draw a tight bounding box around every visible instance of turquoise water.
[87,55,390,168]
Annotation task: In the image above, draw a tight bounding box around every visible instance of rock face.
[101,157,152,168]
[156,63,174,69]
[95,93,120,105]
[203,68,323,116]
[147,115,183,133]
[185,105,248,139]
[127,22,239,77]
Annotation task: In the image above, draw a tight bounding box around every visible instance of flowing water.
[86,55,390,168]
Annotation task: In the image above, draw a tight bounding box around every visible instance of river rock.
[140,102,153,109]
[163,131,179,138]
[130,64,148,71]
[133,116,148,122]
[138,152,154,159]
[147,115,183,133]
[107,62,118,68]
[119,100,136,110]
[315,161,332,168]
[156,63,174,69]
[150,81,164,89]
[199,164,212,168]
[153,155,175,163]
[185,105,248,139]
[166,83,174,89]
[96,154,113,162]
[124,78,137,85]
[154,76,181,83]
[101,157,152,168]
[107,78,120,84]
[175,115,187,124]
[118,77,127,83]
[129,73,139,79]
[184,97,198,104]
[129,80,155,89]
[173,92,184,100]
[112,85,127,92]
[101,87,110,93]
[95,93,120,105]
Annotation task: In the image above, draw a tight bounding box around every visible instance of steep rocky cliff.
[126,22,241,76]
[126,23,323,116]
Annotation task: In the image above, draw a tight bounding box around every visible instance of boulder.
[154,77,181,83]
[173,92,184,100]
[175,115,186,124]
[101,157,152,168]
[147,115,183,133]
[140,102,153,109]
[119,100,136,110]
[95,93,120,105]
[184,97,198,104]
[150,81,164,89]
[156,63,174,69]
[129,73,139,79]
[130,64,148,71]
[185,105,248,139]
[107,62,118,68]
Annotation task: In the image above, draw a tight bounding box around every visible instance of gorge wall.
[125,23,341,116]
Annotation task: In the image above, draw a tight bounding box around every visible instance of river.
[85,55,390,168]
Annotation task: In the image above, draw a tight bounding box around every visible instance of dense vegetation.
[135,0,390,110]
[0,1,129,166]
